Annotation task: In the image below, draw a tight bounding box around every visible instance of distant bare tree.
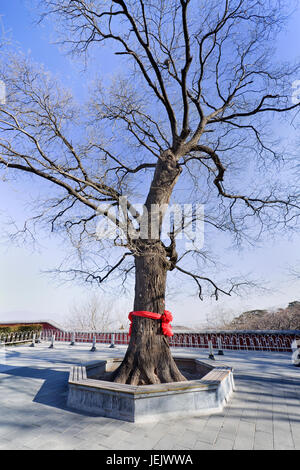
[203,306,236,330]
[1,1,300,384]
[63,293,126,331]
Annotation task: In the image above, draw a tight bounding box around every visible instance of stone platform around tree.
[0,342,299,450]
[67,357,235,422]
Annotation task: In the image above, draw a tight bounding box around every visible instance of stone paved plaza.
[0,341,299,450]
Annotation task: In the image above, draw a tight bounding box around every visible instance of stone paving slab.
[0,342,299,450]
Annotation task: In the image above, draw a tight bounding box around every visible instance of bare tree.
[1,0,300,384]
[202,306,236,330]
[63,293,126,331]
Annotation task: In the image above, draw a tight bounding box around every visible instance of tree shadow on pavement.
[2,366,98,416]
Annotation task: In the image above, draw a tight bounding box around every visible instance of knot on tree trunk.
[160,149,182,177]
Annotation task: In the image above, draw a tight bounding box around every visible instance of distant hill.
[224,301,300,330]
[172,324,195,331]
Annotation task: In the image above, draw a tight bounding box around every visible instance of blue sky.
[0,0,300,328]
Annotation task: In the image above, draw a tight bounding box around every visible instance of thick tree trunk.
[112,150,186,385]
[111,249,187,385]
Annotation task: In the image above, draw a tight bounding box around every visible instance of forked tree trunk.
[111,250,187,385]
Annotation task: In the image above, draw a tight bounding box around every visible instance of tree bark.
[111,249,187,385]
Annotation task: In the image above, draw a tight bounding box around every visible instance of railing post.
[109,333,115,349]
[29,333,36,347]
[70,332,76,346]
[49,334,55,349]
[217,337,224,355]
[208,340,215,360]
[291,339,300,366]
[36,331,42,343]
[90,335,97,352]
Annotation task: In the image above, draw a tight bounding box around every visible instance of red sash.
[128,310,173,337]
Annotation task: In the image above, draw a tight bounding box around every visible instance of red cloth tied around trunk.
[128,310,173,337]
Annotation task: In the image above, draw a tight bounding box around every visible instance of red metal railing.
[40,329,300,352]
